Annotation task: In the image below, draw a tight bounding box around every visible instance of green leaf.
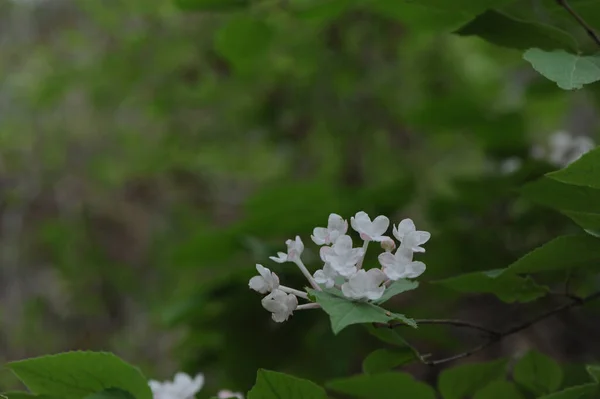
[586,365,600,383]
[309,289,416,335]
[372,279,419,305]
[473,380,525,399]
[6,351,152,399]
[174,0,249,11]
[438,359,508,399]
[537,383,598,399]
[433,269,548,303]
[362,349,416,374]
[0,393,57,399]
[247,369,327,399]
[84,389,135,399]
[214,15,272,72]
[326,372,437,399]
[520,177,600,232]
[456,10,577,51]
[396,0,515,14]
[547,147,600,189]
[364,324,411,347]
[523,49,600,90]
[513,350,563,395]
[520,177,600,214]
[505,235,600,275]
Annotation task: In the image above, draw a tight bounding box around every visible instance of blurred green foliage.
[1,0,600,397]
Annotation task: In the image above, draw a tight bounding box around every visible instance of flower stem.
[294,259,322,291]
[279,285,309,299]
[297,303,321,310]
[356,240,370,270]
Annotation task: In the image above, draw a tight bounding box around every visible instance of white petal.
[365,268,386,285]
[313,269,328,284]
[351,211,371,233]
[269,252,287,263]
[311,227,329,245]
[393,219,415,241]
[405,261,426,279]
[249,276,268,293]
[256,264,270,279]
[328,213,348,235]
[320,246,333,262]
[333,235,353,254]
[378,252,397,269]
[370,215,390,236]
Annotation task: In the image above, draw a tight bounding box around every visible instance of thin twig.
[556,0,600,47]
[388,319,501,337]
[413,290,600,367]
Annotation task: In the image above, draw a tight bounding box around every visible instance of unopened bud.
[381,238,396,252]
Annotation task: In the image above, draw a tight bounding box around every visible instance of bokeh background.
[1,0,599,397]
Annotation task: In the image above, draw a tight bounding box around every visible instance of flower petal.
[249,276,268,293]
[370,215,390,236]
[405,261,426,279]
[378,252,396,269]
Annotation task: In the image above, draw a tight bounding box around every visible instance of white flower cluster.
[499,131,595,175]
[149,372,243,399]
[534,131,595,167]
[249,211,430,323]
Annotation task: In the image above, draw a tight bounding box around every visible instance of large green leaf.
[84,389,135,399]
[326,372,437,399]
[537,384,598,399]
[432,269,548,303]
[456,10,577,51]
[513,350,563,395]
[523,49,600,90]
[520,177,600,232]
[547,147,600,189]
[505,235,600,275]
[309,289,416,335]
[362,348,416,374]
[174,0,249,11]
[398,0,514,14]
[364,324,412,347]
[372,280,419,305]
[438,359,508,399]
[6,352,152,399]
[247,369,327,399]
[473,381,526,399]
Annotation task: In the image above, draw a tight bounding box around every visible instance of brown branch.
[556,0,600,47]
[388,319,501,337]
[379,291,600,367]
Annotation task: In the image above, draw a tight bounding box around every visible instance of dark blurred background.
[1,0,599,396]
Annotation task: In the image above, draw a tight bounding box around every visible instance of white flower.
[378,248,426,280]
[313,263,338,288]
[261,289,298,322]
[311,213,348,245]
[217,390,244,399]
[392,219,430,253]
[320,235,364,277]
[341,269,386,301]
[270,236,304,263]
[350,211,390,242]
[149,372,205,399]
[249,264,279,294]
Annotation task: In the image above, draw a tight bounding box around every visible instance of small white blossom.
[217,390,244,399]
[378,248,426,280]
[313,263,338,288]
[149,372,204,399]
[269,236,304,264]
[249,264,279,294]
[311,213,348,245]
[261,289,298,322]
[392,219,430,253]
[341,269,386,301]
[350,211,390,242]
[320,235,364,277]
